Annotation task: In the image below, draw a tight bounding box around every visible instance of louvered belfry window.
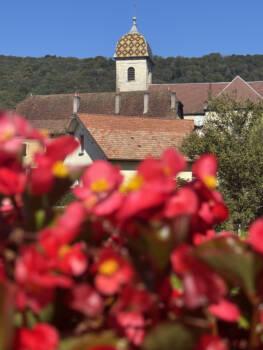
[128,67,135,81]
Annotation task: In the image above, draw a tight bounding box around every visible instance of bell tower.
[114,17,153,92]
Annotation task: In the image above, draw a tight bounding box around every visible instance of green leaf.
[26,310,37,328]
[35,209,46,230]
[238,316,250,329]
[194,236,263,294]
[38,303,54,323]
[59,331,127,350]
[170,273,183,291]
[143,323,197,350]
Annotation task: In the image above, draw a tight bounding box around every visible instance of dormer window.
[128,67,135,81]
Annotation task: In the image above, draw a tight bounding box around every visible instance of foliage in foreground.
[181,96,263,232]
[2,111,263,349]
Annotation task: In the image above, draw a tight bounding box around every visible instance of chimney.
[115,90,121,114]
[170,91,177,110]
[143,92,149,114]
[73,92,80,115]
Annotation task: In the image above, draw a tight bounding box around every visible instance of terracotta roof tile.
[77,113,194,160]
[217,76,263,101]
[150,77,263,114]
[16,90,177,125]
[149,82,228,114]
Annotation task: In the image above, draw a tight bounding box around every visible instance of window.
[22,143,27,157]
[79,135,84,156]
[128,67,135,81]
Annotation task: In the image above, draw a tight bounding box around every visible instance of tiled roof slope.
[149,76,263,114]
[77,113,194,160]
[217,76,263,101]
[16,90,177,132]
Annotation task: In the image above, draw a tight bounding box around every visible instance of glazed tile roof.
[114,17,152,59]
[149,76,263,115]
[77,113,194,160]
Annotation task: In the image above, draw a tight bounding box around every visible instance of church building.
[16,17,263,178]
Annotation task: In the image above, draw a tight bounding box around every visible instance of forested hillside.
[1,53,263,109]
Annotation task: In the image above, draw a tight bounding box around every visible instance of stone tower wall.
[116,59,152,92]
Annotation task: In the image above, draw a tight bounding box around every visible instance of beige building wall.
[116,59,151,92]
[23,140,42,166]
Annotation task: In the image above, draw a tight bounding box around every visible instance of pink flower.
[93,248,134,295]
[208,298,241,322]
[0,112,44,156]
[193,154,218,189]
[116,311,145,346]
[0,158,26,195]
[171,244,227,308]
[29,135,79,195]
[16,323,59,350]
[15,246,72,312]
[194,334,228,350]
[117,148,185,222]
[67,283,103,317]
[74,160,123,216]
[164,187,198,218]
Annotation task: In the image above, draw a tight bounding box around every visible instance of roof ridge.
[150,81,229,86]
[77,113,194,123]
[217,75,263,99]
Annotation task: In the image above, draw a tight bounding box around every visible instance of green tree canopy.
[181,96,263,232]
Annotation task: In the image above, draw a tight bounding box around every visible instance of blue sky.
[1,0,263,59]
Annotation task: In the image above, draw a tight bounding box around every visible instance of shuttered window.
[128,67,135,81]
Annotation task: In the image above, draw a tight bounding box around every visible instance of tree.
[181,95,263,232]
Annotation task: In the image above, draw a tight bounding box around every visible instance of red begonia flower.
[29,135,78,195]
[248,218,263,254]
[193,154,218,189]
[15,246,73,312]
[57,242,87,276]
[171,244,227,308]
[0,159,26,195]
[39,201,85,255]
[116,311,145,346]
[194,334,228,350]
[93,249,134,295]
[0,112,44,156]
[208,298,241,322]
[16,323,59,350]
[164,187,198,218]
[74,160,123,216]
[193,230,216,245]
[67,283,103,317]
[117,149,184,222]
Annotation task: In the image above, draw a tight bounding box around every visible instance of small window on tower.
[128,67,135,81]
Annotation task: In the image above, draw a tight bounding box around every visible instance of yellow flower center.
[0,129,14,142]
[99,259,119,276]
[59,245,71,258]
[120,174,144,193]
[203,175,216,189]
[163,166,171,176]
[91,179,109,193]
[40,129,49,138]
[52,161,68,178]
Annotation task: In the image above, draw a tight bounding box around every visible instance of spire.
[129,17,139,34]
